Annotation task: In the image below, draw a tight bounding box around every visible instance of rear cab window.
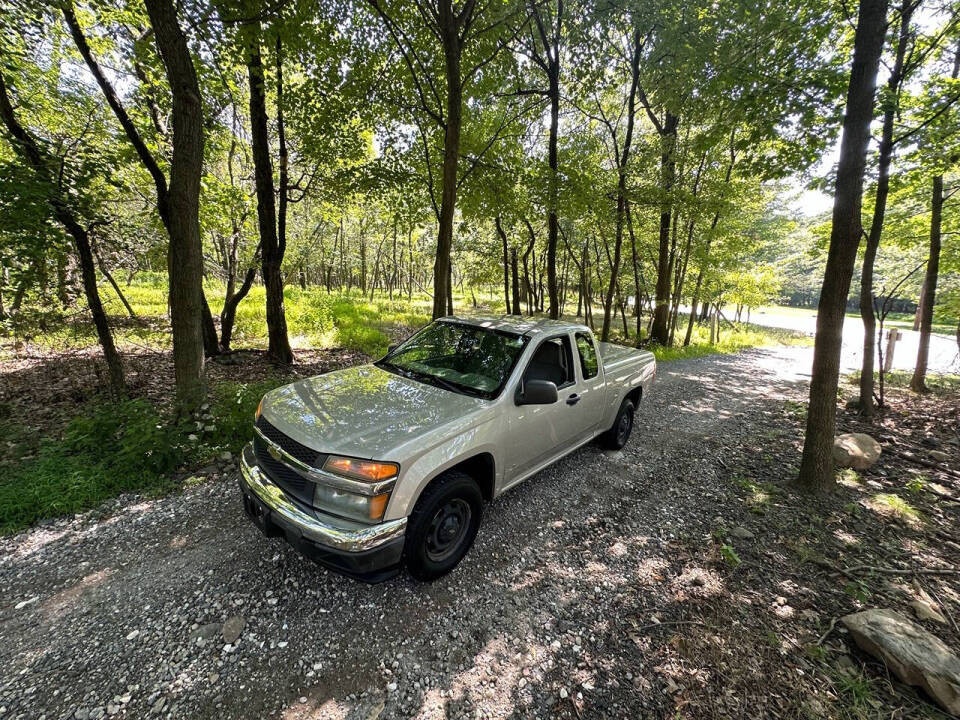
[575,332,599,380]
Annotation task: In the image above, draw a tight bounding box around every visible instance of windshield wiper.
[420,374,463,394]
[381,362,478,397]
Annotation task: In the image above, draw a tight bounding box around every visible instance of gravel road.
[1,346,817,720]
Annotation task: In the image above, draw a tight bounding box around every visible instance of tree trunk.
[913,280,924,330]
[626,201,646,341]
[149,0,207,408]
[522,219,535,314]
[248,28,293,365]
[66,0,204,407]
[496,216,511,313]
[650,112,679,345]
[600,29,642,341]
[910,175,943,393]
[200,291,220,357]
[798,0,888,493]
[0,66,126,393]
[94,245,136,318]
[859,0,913,415]
[220,262,258,350]
[510,247,521,316]
[433,1,462,319]
[546,57,560,319]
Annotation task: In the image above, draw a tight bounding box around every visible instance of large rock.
[841,608,960,714]
[222,615,246,644]
[833,433,882,470]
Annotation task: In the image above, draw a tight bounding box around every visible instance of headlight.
[255,397,264,420]
[323,455,399,482]
[313,484,390,522]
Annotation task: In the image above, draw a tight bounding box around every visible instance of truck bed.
[597,341,655,373]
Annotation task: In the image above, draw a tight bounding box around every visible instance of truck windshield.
[376,321,528,399]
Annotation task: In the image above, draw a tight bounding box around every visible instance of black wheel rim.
[425,498,472,562]
[617,408,633,445]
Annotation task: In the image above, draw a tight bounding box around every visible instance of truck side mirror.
[515,379,559,406]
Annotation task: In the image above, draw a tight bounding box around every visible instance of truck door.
[505,334,583,478]
[573,332,606,440]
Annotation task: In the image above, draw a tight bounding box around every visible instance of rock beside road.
[833,433,882,470]
[841,608,960,714]
[222,615,246,644]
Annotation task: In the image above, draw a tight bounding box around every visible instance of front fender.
[384,422,501,520]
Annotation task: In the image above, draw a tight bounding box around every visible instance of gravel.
[1,346,819,719]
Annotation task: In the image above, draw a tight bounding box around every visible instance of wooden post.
[884,327,899,372]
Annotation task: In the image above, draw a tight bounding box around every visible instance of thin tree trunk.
[510,247,521,316]
[798,0,888,492]
[200,291,219,357]
[910,175,943,392]
[496,216,511,313]
[94,245,136,318]
[859,0,913,415]
[669,219,694,346]
[0,262,6,319]
[408,226,414,300]
[0,67,125,392]
[522,219,535,314]
[248,27,293,364]
[626,201,646,341]
[220,259,258,350]
[600,28,642,341]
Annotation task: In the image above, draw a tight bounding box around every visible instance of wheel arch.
[624,385,643,408]
[419,452,496,504]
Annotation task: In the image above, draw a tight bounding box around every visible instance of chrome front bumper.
[239,443,407,553]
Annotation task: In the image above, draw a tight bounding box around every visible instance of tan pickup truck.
[239,316,656,582]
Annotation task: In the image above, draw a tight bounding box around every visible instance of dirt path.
[1,346,956,719]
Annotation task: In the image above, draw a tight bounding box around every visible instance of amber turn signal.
[323,455,399,483]
[255,397,263,420]
[368,493,390,521]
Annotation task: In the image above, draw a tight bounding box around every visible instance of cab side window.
[523,336,575,388]
[575,333,598,380]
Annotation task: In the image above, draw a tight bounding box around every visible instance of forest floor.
[2,344,959,720]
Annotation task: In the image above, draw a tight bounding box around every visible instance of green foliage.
[0,398,187,534]
[905,474,926,493]
[843,580,871,604]
[206,380,288,454]
[719,544,741,568]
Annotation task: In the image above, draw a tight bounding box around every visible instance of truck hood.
[260,364,487,460]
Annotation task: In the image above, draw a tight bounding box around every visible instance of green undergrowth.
[639,322,811,363]
[846,368,960,392]
[0,378,285,536]
[2,278,435,357]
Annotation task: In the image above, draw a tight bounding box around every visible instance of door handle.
[566,393,581,406]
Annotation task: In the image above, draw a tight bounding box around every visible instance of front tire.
[601,398,635,450]
[403,471,483,581]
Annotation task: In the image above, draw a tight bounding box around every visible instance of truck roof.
[442,315,592,337]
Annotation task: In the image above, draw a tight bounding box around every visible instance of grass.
[602,316,811,362]
[866,492,922,525]
[4,277,813,362]
[845,368,960,395]
[3,274,436,357]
